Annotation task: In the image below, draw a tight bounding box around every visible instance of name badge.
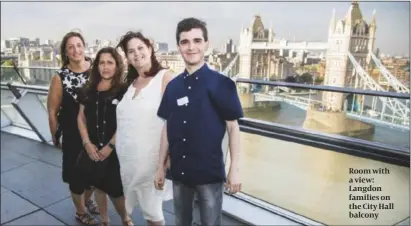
[177,96,189,106]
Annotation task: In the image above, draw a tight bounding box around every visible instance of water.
[237,96,409,224]
[231,132,409,225]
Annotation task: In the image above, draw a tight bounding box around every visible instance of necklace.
[96,91,108,148]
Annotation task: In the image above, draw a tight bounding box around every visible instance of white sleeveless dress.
[116,69,173,221]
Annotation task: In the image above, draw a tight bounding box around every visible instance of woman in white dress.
[115,31,174,226]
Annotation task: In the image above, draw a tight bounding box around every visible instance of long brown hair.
[81,47,125,102]
[116,31,164,85]
[59,31,87,67]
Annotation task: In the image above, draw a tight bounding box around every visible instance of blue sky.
[1,1,409,55]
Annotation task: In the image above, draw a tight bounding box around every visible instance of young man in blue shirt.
[154,17,243,226]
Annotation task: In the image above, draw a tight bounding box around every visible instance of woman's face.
[126,37,152,70]
[65,36,85,63]
[98,53,116,80]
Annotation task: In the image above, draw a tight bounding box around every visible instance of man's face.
[177,28,208,66]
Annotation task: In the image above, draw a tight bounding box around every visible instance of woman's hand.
[85,143,100,161]
[52,136,61,149]
[165,155,170,170]
[98,145,113,161]
[154,167,166,190]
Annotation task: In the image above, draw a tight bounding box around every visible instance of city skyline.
[1,1,410,55]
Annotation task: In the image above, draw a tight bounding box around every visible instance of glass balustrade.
[236,83,410,151]
[1,82,50,142]
[1,66,57,87]
[228,80,409,225]
[1,89,31,129]
[224,131,409,225]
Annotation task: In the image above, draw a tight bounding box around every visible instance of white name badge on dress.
[177,96,189,106]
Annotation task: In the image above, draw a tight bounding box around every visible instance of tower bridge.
[220,1,409,130]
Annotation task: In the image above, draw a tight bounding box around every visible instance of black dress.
[82,89,126,198]
[56,66,90,193]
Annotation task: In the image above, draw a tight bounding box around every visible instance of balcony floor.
[1,132,246,225]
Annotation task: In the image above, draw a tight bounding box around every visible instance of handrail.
[1,65,408,96]
[2,66,410,99]
[239,118,409,167]
[0,82,48,95]
[1,65,60,70]
[3,79,409,100]
[234,79,410,166]
[236,78,410,99]
[1,82,48,91]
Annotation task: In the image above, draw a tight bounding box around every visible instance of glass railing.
[1,89,31,129]
[0,69,409,225]
[1,82,51,142]
[225,132,409,225]
[235,79,410,151]
[1,66,57,87]
[228,79,409,225]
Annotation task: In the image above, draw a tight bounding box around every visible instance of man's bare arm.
[157,122,169,171]
[226,120,241,172]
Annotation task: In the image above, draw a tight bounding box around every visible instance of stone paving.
[1,132,244,225]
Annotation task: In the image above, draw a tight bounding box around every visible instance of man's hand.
[98,145,113,161]
[225,168,241,194]
[154,167,166,190]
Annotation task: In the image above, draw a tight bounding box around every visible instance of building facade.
[236,15,325,92]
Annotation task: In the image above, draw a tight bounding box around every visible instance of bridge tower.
[322,1,377,111]
[238,15,274,92]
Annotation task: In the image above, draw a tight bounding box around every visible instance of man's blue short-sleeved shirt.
[157,64,243,186]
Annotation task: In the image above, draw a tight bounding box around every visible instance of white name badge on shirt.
[177,96,189,106]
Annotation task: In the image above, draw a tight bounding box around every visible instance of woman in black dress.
[47,31,99,225]
[77,47,133,226]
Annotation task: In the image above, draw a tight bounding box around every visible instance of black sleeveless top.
[56,66,89,148]
[82,89,126,150]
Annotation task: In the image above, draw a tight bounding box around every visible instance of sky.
[1,1,409,55]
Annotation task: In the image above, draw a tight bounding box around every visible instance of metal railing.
[234,78,410,166]
[238,77,410,129]
[2,77,409,165]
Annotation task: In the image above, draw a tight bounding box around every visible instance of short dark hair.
[116,31,164,85]
[176,18,208,44]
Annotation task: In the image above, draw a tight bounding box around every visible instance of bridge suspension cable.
[370,52,409,93]
[347,52,409,124]
[222,53,239,77]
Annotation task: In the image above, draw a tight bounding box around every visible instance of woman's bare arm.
[77,104,90,145]
[47,75,63,146]
[77,103,100,161]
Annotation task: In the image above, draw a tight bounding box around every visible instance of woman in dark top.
[47,31,99,225]
[77,47,133,226]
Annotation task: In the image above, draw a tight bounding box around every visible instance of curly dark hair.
[81,47,126,102]
[116,31,164,85]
